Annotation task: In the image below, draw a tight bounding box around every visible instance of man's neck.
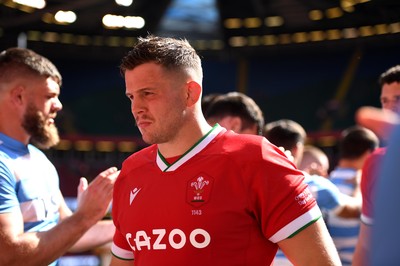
[0,124,30,145]
[157,118,212,158]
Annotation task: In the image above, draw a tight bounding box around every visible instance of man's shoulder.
[123,144,156,164]
[134,144,156,154]
[365,147,386,166]
[371,147,387,157]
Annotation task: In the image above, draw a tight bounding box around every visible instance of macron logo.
[130,188,141,205]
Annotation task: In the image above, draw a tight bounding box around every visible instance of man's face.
[22,77,62,149]
[381,82,400,113]
[124,62,189,145]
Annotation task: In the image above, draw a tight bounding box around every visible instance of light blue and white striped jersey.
[327,167,361,266]
[0,132,61,265]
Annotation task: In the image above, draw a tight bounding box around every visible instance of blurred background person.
[204,91,265,135]
[264,119,306,167]
[353,64,400,266]
[264,119,360,266]
[201,92,222,114]
[371,122,400,265]
[0,47,118,266]
[326,125,379,266]
[298,145,330,178]
[263,119,361,217]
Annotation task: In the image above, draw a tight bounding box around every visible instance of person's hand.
[77,177,88,206]
[75,167,119,224]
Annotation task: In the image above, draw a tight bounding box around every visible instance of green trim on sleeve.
[111,252,134,261]
[287,215,322,238]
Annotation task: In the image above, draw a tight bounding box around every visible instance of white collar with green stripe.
[156,124,223,172]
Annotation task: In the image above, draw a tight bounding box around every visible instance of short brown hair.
[0,47,62,86]
[120,35,202,81]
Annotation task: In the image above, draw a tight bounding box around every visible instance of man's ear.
[292,142,304,165]
[230,116,243,133]
[186,81,201,107]
[10,85,25,106]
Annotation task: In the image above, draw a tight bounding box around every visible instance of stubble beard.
[141,124,177,145]
[139,110,186,145]
[22,103,60,150]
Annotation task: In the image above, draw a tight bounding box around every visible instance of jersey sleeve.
[0,160,19,213]
[248,139,321,243]
[306,174,345,213]
[360,149,385,225]
[111,228,135,260]
[111,167,135,261]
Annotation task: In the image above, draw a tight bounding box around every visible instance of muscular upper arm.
[278,218,341,266]
[352,222,371,266]
[0,211,24,240]
[0,211,25,263]
[110,255,134,266]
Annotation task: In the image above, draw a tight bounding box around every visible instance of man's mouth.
[137,120,152,128]
[47,117,55,125]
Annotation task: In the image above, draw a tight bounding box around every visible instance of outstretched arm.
[355,106,399,140]
[58,177,116,253]
[335,194,361,219]
[69,219,115,253]
[0,167,119,266]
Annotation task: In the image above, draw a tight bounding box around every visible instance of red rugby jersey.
[111,125,320,265]
[360,147,386,225]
